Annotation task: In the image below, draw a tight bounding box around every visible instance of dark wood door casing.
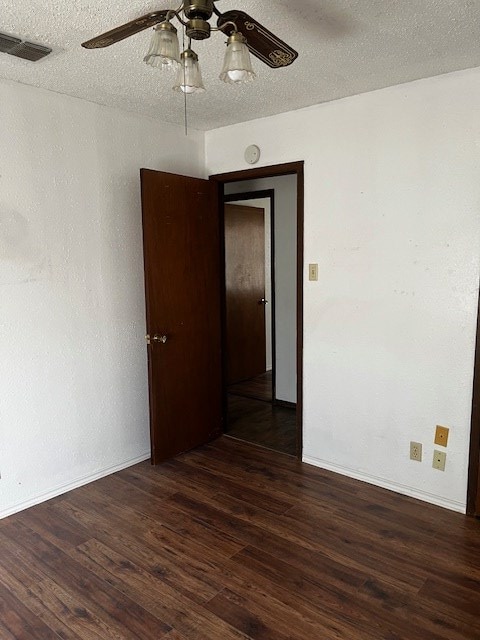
[141,169,223,464]
[225,204,267,384]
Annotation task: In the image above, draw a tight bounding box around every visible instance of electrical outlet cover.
[434,425,449,447]
[410,441,422,462]
[432,449,446,471]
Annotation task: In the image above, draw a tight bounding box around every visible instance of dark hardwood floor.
[228,371,273,403]
[226,394,296,455]
[0,436,479,639]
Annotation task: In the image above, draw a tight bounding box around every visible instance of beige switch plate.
[309,264,318,281]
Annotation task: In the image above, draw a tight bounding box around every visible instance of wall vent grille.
[0,31,52,61]
[0,33,21,52]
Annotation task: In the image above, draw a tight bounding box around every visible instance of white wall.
[226,177,297,404]
[228,198,273,371]
[206,67,480,512]
[0,79,204,518]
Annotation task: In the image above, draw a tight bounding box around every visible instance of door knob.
[259,298,268,305]
[145,334,168,344]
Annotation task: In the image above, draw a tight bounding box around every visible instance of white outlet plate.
[432,449,446,471]
[309,264,318,281]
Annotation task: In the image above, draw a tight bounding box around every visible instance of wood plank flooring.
[226,395,297,455]
[1,436,479,639]
[228,371,273,403]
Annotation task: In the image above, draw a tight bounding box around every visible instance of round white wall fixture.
[244,144,261,165]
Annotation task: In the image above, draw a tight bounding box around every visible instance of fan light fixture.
[173,49,205,93]
[81,2,299,97]
[143,11,255,92]
[144,21,180,70]
[220,32,255,84]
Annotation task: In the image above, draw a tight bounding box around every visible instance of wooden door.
[224,204,266,384]
[141,169,222,464]
[476,463,480,516]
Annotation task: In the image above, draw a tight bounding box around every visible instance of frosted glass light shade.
[173,49,205,94]
[144,22,180,70]
[219,33,256,84]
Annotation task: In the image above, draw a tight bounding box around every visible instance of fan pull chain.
[183,27,188,136]
[184,79,188,136]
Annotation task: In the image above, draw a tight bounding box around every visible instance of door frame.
[467,292,480,515]
[210,161,304,459]
[224,190,276,403]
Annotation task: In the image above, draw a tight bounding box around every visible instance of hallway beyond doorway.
[226,393,296,456]
[228,371,272,403]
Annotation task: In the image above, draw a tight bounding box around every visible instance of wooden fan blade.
[217,11,298,68]
[81,11,169,49]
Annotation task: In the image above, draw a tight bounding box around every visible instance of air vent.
[0,31,52,61]
[0,33,21,52]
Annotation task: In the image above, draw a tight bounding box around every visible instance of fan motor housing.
[183,0,214,20]
[186,18,211,40]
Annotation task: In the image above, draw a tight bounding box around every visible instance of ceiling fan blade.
[81,11,169,49]
[217,10,298,69]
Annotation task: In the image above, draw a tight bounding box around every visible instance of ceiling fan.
[82,0,298,93]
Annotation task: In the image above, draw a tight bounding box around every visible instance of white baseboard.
[302,455,466,514]
[0,451,151,520]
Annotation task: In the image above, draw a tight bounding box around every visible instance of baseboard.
[0,451,151,520]
[302,455,466,514]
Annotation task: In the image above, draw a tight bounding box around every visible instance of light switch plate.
[309,264,318,281]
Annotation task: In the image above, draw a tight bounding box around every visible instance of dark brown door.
[476,461,480,516]
[140,169,222,464]
[224,204,266,384]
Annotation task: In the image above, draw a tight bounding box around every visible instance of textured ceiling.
[1,1,480,130]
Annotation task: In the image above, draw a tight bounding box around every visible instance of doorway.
[211,162,304,458]
[224,200,271,394]
[140,162,303,464]
[224,192,297,454]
